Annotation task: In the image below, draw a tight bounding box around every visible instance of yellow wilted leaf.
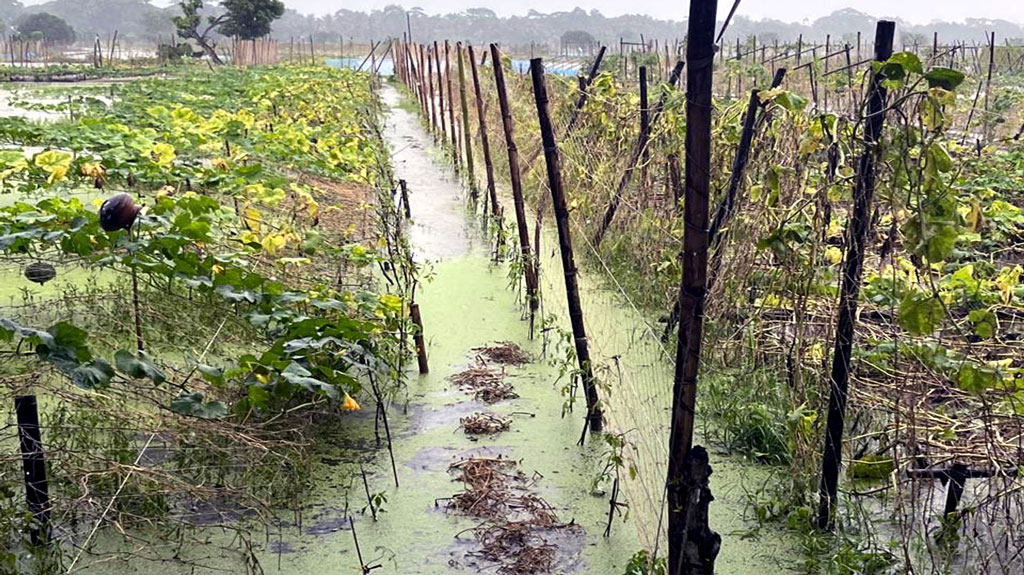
[151,142,176,166]
[33,150,72,185]
[965,198,984,233]
[261,233,288,254]
[378,293,403,313]
[995,266,1022,305]
[825,246,843,265]
[244,206,262,233]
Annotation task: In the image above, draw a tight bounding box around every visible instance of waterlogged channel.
[72,81,800,574]
[378,84,801,572]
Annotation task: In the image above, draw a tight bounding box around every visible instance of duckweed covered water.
[56,82,801,575]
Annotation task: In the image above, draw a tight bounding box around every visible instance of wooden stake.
[16,395,50,545]
[468,44,497,215]
[445,41,460,172]
[667,1,721,573]
[529,57,603,437]
[456,42,476,196]
[816,20,895,532]
[491,43,540,336]
[410,303,429,374]
[434,42,447,140]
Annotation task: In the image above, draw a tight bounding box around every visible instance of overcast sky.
[29,0,1024,25]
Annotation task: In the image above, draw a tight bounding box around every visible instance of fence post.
[639,66,650,198]
[456,42,477,197]
[16,395,50,545]
[434,41,447,143]
[468,44,498,216]
[816,20,895,532]
[426,45,438,137]
[444,41,461,172]
[667,0,720,573]
[410,303,429,374]
[529,57,603,437]
[491,43,540,337]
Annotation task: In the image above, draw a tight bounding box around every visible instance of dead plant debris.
[445,456,578,575]
[472,341,532,365]
[449,365,519,404]
[461,413,513,435]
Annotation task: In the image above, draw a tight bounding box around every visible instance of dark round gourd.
[99,193,141,232]
[24,261,57,285]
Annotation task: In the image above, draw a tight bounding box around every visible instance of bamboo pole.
[529,57,603,437]
[445,41,460,172]
[816,20,895,532]
[667,1,720,573]
[491,43,539,337]
[456,42,476,196]
[427,45,438,136]
[434,41,447,141]
[468,44,497,216]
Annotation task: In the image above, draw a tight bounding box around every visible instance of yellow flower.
[254,373,269,384]
[81,162,106,178]
[341,393,360,412]
[211,264,224,275]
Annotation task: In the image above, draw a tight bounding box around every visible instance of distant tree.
[565,29,598,53]
[174,0,282,64]
[16,12,75,45]
[217,0,284,40]
[173,0,224,64]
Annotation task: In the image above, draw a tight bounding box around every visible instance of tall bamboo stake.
[816,20,895,532]
[667,0,720,572]
[434,41,447,141]
[445,41,460,172]
[491,43,539,337]
[529,57,603,437]
[468,44,498,216]
[457,42,476,196]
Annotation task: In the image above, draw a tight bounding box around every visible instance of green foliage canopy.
[16,11,75,45]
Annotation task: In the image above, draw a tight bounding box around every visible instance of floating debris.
[446,456,578,575]
[450,364,519,404]
[472,341,532,365]
[461,412,512,435]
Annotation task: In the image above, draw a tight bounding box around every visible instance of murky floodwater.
[42,81,801,575]
[378,85,801,572]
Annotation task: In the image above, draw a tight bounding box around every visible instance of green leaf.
[924,67,966,90]
[899,292,945,335]
[774,91,807,112]
[888,52,924,75]
[170,392,229,419]
[957,363,1000,394]
[847,455,895,480]
[246,384,271,409]
[927,143,953,173]
[114,350,167,385]
[281,361,339,400]
[968,309,997,339]
[197,364,225,386]
[71,359,115,389]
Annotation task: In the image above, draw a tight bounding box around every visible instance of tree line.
[1,1,1022,48]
